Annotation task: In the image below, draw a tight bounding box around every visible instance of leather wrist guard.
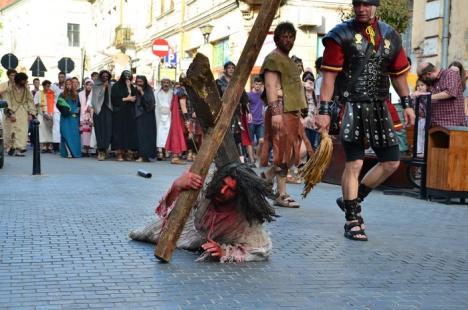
[400,96,413,109]
[319,101,333,116]
[183,113,190,122]
[269,99,283,116]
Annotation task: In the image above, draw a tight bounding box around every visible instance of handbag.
[329,42,374,135]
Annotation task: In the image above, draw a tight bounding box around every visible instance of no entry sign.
[152,38,170,58]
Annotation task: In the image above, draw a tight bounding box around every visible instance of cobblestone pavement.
[1,152,468,309]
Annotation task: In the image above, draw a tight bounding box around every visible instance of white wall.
[0,0,92,83]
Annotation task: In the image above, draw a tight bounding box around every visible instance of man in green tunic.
[260,22,312,208]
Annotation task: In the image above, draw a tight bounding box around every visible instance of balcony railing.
[114,25,135,51]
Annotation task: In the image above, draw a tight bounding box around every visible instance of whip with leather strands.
[299,131,333,197]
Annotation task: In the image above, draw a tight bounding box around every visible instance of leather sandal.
[286,174,302,184]
[274,194,300,208]
[171,157,186,165]
[344,221,368,241]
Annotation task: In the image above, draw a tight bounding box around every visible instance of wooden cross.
[183,53,241,167]
[155,0,282,262]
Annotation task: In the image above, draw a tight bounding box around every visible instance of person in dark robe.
[111,70,138,161]
[90,70,113,161]
[134,75,157,162]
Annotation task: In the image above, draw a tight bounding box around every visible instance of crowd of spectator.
[0,55,466,168]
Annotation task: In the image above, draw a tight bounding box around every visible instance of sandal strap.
[344,199,359,221]
[337,197,362,214]
[347,229,366,236]
[344,221,361,230]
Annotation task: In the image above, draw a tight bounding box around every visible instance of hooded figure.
[111,70,138,161]
[90,70,113,160]
[134,75,157,161]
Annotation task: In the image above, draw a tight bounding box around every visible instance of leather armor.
[323,20,402,148]
[324,20,401,102]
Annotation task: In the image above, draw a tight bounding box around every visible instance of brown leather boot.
[171,156,186,165]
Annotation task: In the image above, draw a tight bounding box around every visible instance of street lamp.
[199,24,214,44]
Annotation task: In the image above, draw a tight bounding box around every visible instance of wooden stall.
[322,137,414,189]
[426,126,468,201]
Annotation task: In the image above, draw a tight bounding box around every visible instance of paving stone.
[1,153,468,308]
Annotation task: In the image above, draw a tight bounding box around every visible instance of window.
[317,34,325,57]
[425,0,441,21]
[213,39,229,68]
[160,0,174,14]
[146,0,154,26]
[67,23,80,47]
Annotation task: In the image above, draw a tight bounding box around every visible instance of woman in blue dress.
[56,78,81,158]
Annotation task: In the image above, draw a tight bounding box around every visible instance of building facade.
[86,0,351,85]
[1,0,351,84]
[0,0,92,82]
[411,0,467,68]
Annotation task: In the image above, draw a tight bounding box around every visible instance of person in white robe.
[154,78,173,160]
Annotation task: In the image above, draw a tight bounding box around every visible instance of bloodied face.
[212,176,237,204]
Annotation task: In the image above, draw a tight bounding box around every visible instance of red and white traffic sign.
[152,38,170,57]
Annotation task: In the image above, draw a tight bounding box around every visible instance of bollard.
[137,170,152,178]
[32,118,41,175]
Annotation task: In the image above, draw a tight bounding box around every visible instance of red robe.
[165,95,187,154]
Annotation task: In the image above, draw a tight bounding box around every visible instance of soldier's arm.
[391,74,415,126]
[390,73,410,98]
[389,46,414,126]
[319,71,338,102]
[315,38,343,130]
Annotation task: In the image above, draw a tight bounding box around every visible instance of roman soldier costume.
[320,0,414,241]
[321,0,410,148]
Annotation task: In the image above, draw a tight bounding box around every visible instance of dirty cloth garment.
[129,186,272,263]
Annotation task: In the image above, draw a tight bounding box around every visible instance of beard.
[278,44,292,54]
[277,39,293,54]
